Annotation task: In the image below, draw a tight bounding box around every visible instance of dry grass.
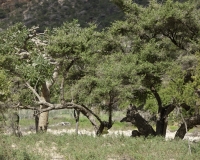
[1,110,199,159]
[1,133,200,160]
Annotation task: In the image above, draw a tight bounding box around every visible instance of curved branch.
[175,115,200,139]
[38,101,103,132]
[150,86,162,112]
[60,59,76,102]
[163,104,176,118]
[25,82,41,100]
[18,105,38,110]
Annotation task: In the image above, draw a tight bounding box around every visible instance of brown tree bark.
[121,104,156,137]
[150,86,167,136]
[74,109,80,135]
[10,111,22,137]
[38,83,50,132]
[96,104,113,136]
[37,102,109,136]
[120,102,190,138]
[150,87,189,137]
[175,115,200,139]
[33,109,39,133]
[96,92,115,136]
[155,104,177,136]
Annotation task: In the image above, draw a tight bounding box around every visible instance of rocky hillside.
[0,0,31,9]
[0,0,124,31]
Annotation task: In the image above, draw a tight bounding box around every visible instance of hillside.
[0,0,124,31]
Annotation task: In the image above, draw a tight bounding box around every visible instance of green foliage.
[0,0,200,134]
[45,0,200,116]
[109,0,200,112]
[159,53,198,111]
[0,23,55,105]
[0,70,10,102]
[18,88,35,106]
[48,20,96,58]
[139,0,199,51]
[0,24,25,72]
[17,54,54,87]
[0,23,30,53]
[191,53,200,89]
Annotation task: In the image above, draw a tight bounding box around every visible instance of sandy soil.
[21,128,200,142]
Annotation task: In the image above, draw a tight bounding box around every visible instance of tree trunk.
[10,111,22,137]
[74,109,80,135]
[175,115,200,139]
[38,83,50,132]
[150,86,166,136]
[121,104,156,137]
[78,104,113,136]
[37,102,113,136]
[156,108,167,136]
[150,87,177,137]
[96,102,114,136]
[34,110,39,133]
[156,104,176,136]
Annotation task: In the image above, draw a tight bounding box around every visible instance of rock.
[58,122,71,126]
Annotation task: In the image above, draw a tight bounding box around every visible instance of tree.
[113,0,200,138]
[0,21,123,135]
[1,0,200,139]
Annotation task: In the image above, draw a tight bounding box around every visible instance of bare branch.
[60,59,76,102]
[176,107,192,155]
[31,37,47,46]
[25,82,41,100]
[150,86,162,112]
[18,105,38,110]
[37,101,102,132]
[8,103,38,110]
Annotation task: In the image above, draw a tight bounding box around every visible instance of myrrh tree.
[0,21,129,135]
[1,0,200,139]
[112,0,200,138]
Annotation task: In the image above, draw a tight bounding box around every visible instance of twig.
[177,106,192,155]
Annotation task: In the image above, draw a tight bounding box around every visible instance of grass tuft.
[1,133,200,160]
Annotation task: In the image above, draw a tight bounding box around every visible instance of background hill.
[0,0,189,31]
[0,0,126,31]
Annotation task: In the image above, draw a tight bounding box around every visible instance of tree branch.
[175,114,200,139]
[46,63,60,89]
[121,104,156,137]
[18,105,38,110]
[163,104,176,118]
[60,59,76,103]
[36,100,102,132]
[150,86,162,112]
[25,82,41,100]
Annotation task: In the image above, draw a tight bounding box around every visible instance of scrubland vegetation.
[1,0,200,159]
[1,133,200,160]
